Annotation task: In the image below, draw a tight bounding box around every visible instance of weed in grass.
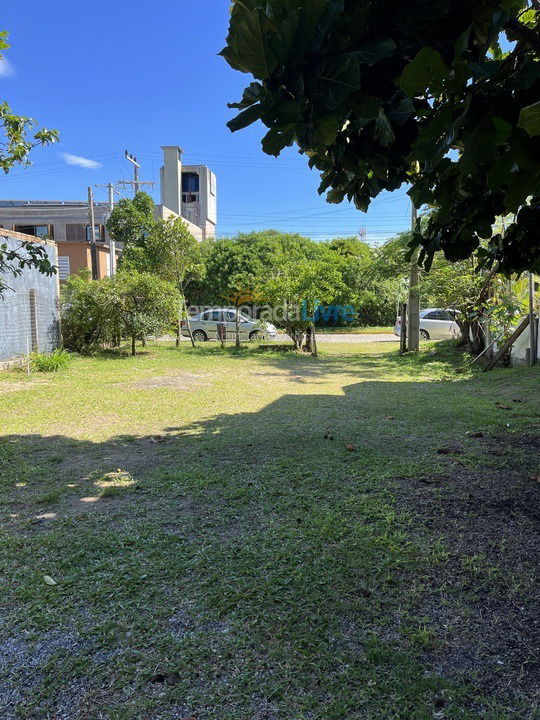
[29,348,71,373]
[36,488,64,504]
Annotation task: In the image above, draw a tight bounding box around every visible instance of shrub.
[29,348,71,372]
[61,270,180,355]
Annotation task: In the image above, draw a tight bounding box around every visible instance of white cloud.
[60,153,102,170]
[0,57,15,78]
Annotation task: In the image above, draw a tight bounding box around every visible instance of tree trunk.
[304,326,312,353]
[179,285,195,348]
[141,336,147,347]
[456,319,471,348]
[176,299,181,348]
[131,335,136,356]
[311,322,318,358]
[235,300,240,348]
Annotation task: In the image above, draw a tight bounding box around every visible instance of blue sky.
[1,0,411,242]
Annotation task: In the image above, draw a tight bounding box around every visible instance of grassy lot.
[0,341,538,720]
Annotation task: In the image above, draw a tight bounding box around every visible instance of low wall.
[511,318,540,366]
[0,231,60,361]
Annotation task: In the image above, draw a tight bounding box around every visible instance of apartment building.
[0,200,116,281]
[0,144,217,280]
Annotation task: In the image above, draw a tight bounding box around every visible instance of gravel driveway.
[309,332,397,343]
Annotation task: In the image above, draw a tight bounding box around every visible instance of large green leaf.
[228,82,264,110]
[262,126,296,156]
[400,47,448,97]
[220,4,279,79]
[518,101,540,136]
[317,55,361,111]
[374,109,395,146]
[353,37,396,66]
[312,114,342,146]
[227,103,265,132]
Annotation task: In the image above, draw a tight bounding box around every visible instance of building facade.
[0,229,60,363]
[0,200,115,281]
[157,145,217,240]
[0,144,217,280]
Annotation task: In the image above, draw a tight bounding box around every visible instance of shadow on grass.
[1,366,539,718]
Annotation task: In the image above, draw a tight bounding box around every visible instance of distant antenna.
[358,226,367,241]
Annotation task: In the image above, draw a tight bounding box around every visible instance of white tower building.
[159,145,217,240]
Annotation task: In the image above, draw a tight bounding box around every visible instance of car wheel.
[420,329,430,341]
[249,330,265,341]
[192,329,208,342]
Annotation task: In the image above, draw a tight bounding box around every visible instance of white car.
[182,308,278,342]
[394,308,461,341]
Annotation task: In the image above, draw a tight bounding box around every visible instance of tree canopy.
[0,31,58,295]
[0,32,58,173]
[106,192,156,249]
[61,270,179,356]
[222,0,540,275]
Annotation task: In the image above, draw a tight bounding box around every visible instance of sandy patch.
[128,372,211,391]
[0,380,49,393]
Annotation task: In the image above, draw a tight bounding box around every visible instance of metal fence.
[0,288,60,362]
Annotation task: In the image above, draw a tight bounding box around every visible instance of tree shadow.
[0,372,538,717]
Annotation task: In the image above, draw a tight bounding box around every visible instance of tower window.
[182,172,199,193]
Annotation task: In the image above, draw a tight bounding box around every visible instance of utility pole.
[529,272,537,366]
[95,182,117,276]
[407,202,420,351]
[125,150,140,193]
[118,150,154,196]
[87,187,99,280]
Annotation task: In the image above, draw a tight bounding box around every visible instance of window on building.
[66,224,85,242]
[85,224,105,242]
[14,224,54,239]
[182,172,199,204]
[58,256,71,281]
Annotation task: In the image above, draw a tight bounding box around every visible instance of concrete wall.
[182,164,217,238]
[160,146,183,216]
[153,205,204,242]
[0,230,60,362]
[510,318,540,366]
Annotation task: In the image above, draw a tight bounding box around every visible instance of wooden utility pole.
[407,203,420,351]
[95,182,117,276]
[87,187,98,280]
[529,272,536,366]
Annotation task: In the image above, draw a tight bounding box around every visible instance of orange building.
[56,241,119,281]
[0,200,119,281]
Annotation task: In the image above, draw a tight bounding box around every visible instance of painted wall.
[511,318,540,366]
[57,242,114,280]
[0,230,60,362]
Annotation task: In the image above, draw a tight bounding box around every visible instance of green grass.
[0,339,538,719]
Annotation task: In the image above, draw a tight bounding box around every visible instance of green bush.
[61,270,180,355]
[29,348,71,372]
